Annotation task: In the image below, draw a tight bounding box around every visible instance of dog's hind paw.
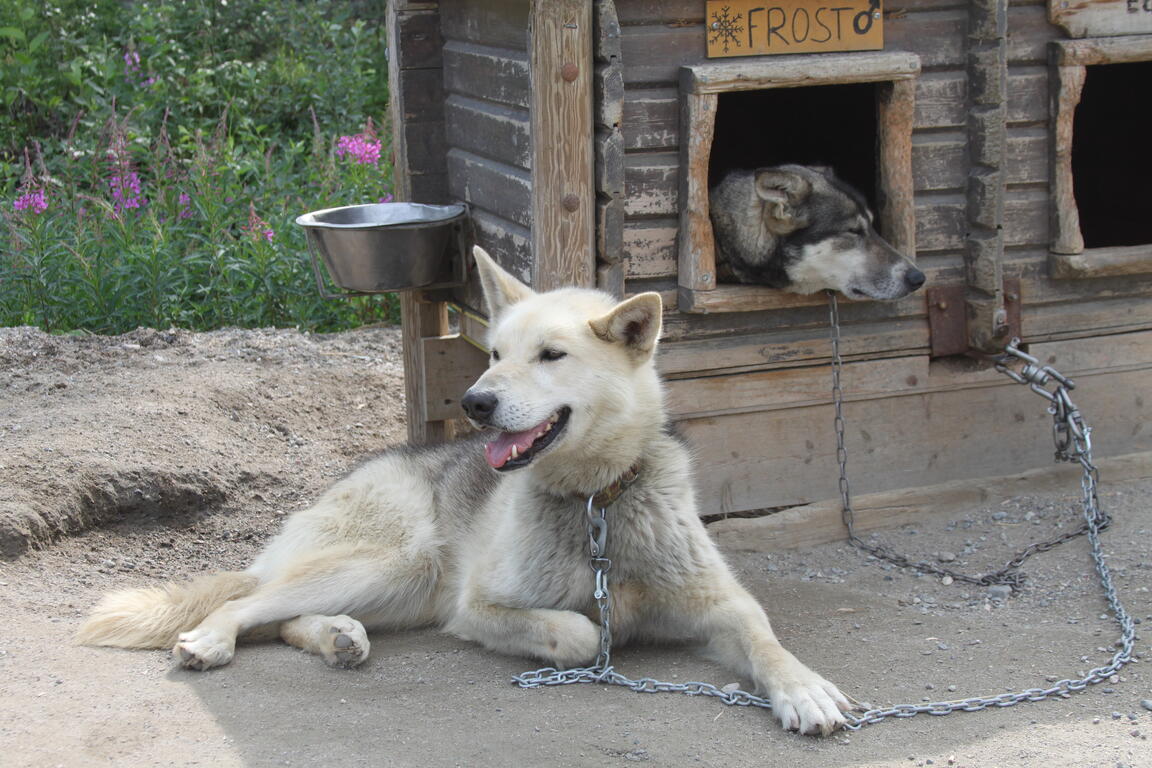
[322,616,370,669]
[173,628,236,671]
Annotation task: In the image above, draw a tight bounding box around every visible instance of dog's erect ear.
[754,167,813,233]
[589,292,663,361]
[473,246,534,319]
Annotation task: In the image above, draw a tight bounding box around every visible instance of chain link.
[514,298,1137,733]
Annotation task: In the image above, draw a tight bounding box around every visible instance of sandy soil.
[1,326,1150,767]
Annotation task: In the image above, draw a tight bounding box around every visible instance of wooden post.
[1049,59,1086,256]
[963,0,1010,353]
[529,0,595,291]
[877,78,917,257]
[677,86,719,304]
[400,291,454,444]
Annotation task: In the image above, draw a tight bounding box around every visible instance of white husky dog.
[78,247,851,735]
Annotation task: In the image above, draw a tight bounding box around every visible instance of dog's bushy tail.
[75,571,258,649]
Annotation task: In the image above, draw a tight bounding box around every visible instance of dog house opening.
[1071,61,1152,249]
[677,53,919,314]
[709,83,879,214]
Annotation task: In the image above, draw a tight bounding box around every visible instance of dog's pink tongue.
[484,421,547,468]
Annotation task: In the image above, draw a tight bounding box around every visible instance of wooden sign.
[705,0,884,58]
[1049,0,1152,38]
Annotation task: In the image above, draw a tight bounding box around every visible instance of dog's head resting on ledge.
[710,164,925,300]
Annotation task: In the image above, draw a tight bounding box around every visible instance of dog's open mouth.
[484,407,570,471]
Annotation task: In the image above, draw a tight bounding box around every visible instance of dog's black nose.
[905,267,926,290]
[461,390,498,422]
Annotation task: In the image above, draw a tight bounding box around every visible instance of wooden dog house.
[386,0,1152,517]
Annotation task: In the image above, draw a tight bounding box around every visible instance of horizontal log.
[1050,245,1152,280]
[446,149,533,228]
[443,40,530,108]
[682,52,921,95]
[444,95,531,170]
[440,0,530,51]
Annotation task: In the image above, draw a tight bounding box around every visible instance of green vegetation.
[1,0,398,333]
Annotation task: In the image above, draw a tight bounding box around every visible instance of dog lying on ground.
[710,164,925,299]
[77,246,852,735]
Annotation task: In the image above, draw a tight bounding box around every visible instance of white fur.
[77,246,851,735]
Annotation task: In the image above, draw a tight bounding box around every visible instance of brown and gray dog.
[710,164,925,299]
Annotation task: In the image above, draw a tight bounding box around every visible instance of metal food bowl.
[296,202,468,296]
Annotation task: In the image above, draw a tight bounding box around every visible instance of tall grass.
[1,0,398,333]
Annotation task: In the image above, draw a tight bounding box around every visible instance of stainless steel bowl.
[296,202,468,295]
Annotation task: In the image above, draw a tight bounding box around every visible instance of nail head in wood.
[562,194,580,212]
[562,63,578,82]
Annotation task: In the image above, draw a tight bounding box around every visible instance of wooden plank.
[595,127,625,198]
[678,363,1152,515]
[401,293,454,444]
[623,219,678,278]
[621,87,679,150]
[676,88,718,295]
[446,149,533,228]
[1050,245,1152,280]
[623,152,678,217]
[1050,3,1152,40]
[529,0,596,291]
[388,3,447,204]
[1024,296,1152,341]
[678,284,927,315]
[440,0,530,50]
[397,67,447,124]
[1052,35,1152,66]
[912,131,1047,192]
[596,259,626,298]
[594,0,623,63]
[469,208,532,283]
[710,451,1152,550]
[394,5,446,69]
[915,68,1048,130]
[683,51,920,94]
[878,77,917,256]
[657,321,928,377]
[443,95,531,171]
[422,334,491,422]
[917,193,1047,253]
[442,40,531,108]
[1050,59,1087,256]
[407,171,451,204]
[594,62,625,128]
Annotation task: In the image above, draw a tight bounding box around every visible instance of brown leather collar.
[587,463,641,509]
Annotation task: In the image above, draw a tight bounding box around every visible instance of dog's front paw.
[173,627,235,671]
[322,616,370,669]
[542,611,600,667]
[767,666,852,736]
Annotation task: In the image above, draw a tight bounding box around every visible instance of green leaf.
[28,30,48,53]
[0,27,26,43]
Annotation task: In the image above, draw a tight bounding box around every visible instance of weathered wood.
[621,87,679,150]
[710,451,1152,550]
[1052,34,1152,66]
[468,208,533,283]
[1050,245,1152,280]
[915,68,1048,130]
[657,321,928,377]
[597,195,626,265]
[440,0,530,50]
[593,0,622,63]
[678,360,1152,515]
[594,126,625,198]
[529,0,596,291]
[963,0,1009,354]
[878,77,917,255]
[677,284,927,315]
[623,219,677,278]
[1024,297,1152,342]
[388,2,448,204]
[596,259,626,298]
[443,40,531,109]
[681,51,921,94]
[443,95,531,171]
[913,130,1047,192]
[421,333,491,422]
[1050,2,1152,40]
[594,62,625,128]
[623,152,678,217]
[401,292,454,444]
[1049,60,1087,255]
[446,148,532,228]
[677,87,718,297]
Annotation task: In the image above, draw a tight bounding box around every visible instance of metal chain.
[513,497,778,712]
[829,292,1109,588]
[828,292,1135,728]
[514,297,1138,732]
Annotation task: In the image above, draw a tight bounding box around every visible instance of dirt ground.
[1,325,1150,768]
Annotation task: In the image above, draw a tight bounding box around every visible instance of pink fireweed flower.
[378,193,394,204]
[243,203,274,243]
[178,192,193,220]
[13,188,48,214]
[108,171,146,215]
[335,133,381,166]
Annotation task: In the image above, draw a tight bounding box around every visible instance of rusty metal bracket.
[928,278,1020,357]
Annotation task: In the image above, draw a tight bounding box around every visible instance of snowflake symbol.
[709,6,744,53]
